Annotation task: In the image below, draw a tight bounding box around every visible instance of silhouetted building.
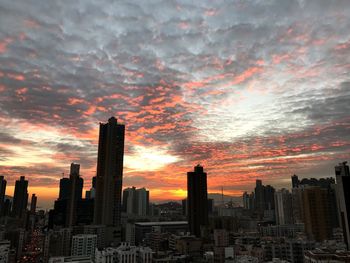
[67,163,84,226]
[208,198,214,215]
[76,199,94,225]
[59,178,70,200]
[12,176,28,219]
[92,176,96,189]
[254,180,275,213]
[122,187,149,216]
[187,165,208,237]
[274,189,293,225]
[291,174,299,188]
[30,194,37,213]
[292,176,339,228]
[0,176,6,216]
[255,180,264,211]
[335,161,350,249]
[302,187,332,242]
[94,117,125,226]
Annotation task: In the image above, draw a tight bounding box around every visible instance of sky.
[0,0,350,209]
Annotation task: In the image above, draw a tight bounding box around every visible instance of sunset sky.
[0,0,350,209]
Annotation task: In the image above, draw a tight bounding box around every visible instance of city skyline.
[1,0,350,209]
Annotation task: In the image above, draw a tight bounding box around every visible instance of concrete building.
[0,240,10,263]
[274,189,293,225]
[44,228,72,261]
[67,163,84,227]
[304,249,350,263]
[83,225,106,249]
[0,177,6,216]
[335,161,350,250]
[302,187,332,242]
[122,187,149,216]
[134,221,188,245]
[187,165,208,237]
[94,117,125,227]
[95,243,152,263]
[49,256,93,263]
[11,176,28,219]
[71,234,97,257]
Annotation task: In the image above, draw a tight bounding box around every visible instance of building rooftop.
[135,221,188,226]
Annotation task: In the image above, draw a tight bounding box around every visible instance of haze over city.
[1,0,350,209]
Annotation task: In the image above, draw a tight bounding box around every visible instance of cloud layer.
[0,0,350,208]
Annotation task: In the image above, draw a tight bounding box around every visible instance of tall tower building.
[187,165,208,237]
[335,161,350,249]
[291,174,299,188]
[30,194,37,213]
[0,176,7,216]
[274,189,293,225]
[59,177,70,200]
[67,163,83,226]
[302,187,332,242]
[12,176,28,219]
[94,117,125,226]
[122,187,149,216]
[254,179,264,211]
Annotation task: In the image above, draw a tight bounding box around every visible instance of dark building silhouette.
[122,187,150,216]
[335,161,350,249]
[187,165,208,237]
[0,176,6,216]
[67,163,83,226]
[292,175,339,228]
[94,117,125,226]
[30,194,37,213]
[49,163,84,228]
[254,180,264,211]
[302,187,332,242]
[76,199,94,225]
[254,180,275,213]
[12,176,28,219]
[92,176,96,189]
[59,178,70,200]
[291,174,299,188]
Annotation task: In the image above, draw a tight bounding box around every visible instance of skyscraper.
[291,174,299,188]
[187,165,208,237]
[94,117,125,226]
[335,161,350,249]
[67,163,83,226]
[12,176,28,219]
[274,189,293,225]
[30,194,37,213]
[59,177,70,200]
[302,187,332,242]
[122,187,149,216]
[0,176,7,216]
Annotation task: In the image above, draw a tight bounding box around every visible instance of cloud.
[0,0,350,207]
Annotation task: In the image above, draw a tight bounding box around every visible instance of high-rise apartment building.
[122,187,149,216]
[335,161,350,249]
[59,178,70,200]
[71,234,97,257]
[11,176,28,219]
[274,189,293,225]
[302,187,332,242]
[94,117,125,227]
[67,163,83,226]
[187,165,208,237]
[30,194,37,213]
[0,176,6,216]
